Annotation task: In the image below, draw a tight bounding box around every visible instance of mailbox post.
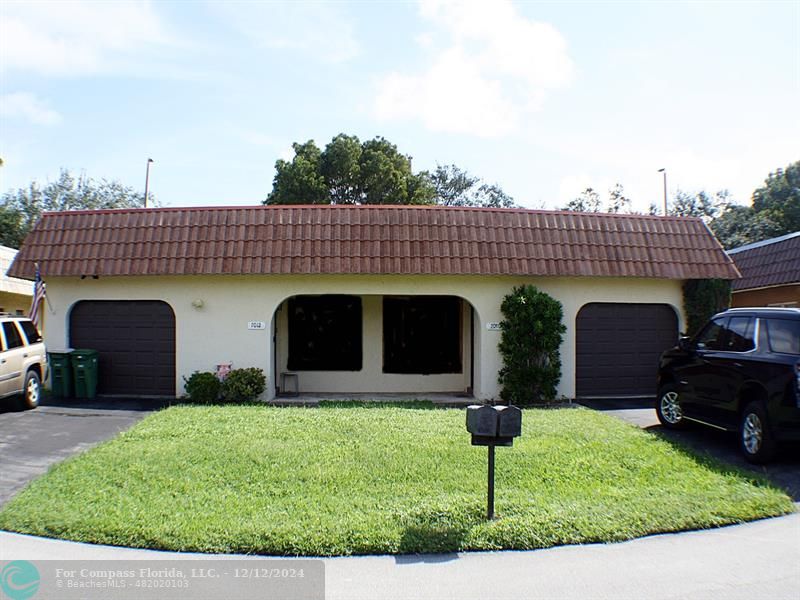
[466,404,522,520]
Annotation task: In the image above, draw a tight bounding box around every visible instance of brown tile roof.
[727,232,800,291]
[8,205,739,281]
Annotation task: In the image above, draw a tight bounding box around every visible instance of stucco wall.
[42,274,684,400]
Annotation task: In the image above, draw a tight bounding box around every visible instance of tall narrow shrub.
[498,285,567,405]
[682,279,731,337]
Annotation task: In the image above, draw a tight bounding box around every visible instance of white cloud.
[374,0,574,137]
[209,2,359,64]
[0,92,62,125]
[0,1,177,76]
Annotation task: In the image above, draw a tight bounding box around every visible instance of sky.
[1,0,798,213]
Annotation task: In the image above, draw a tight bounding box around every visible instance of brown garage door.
[576,303,677,398]
[69,300,175,396]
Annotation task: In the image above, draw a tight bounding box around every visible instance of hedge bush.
[682,279,731,337]
[498,285,566,405]
[183,371,221,404]
[221,367,267,402]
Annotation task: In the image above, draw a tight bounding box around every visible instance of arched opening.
[69,300,176,397]
[270,293,477,398]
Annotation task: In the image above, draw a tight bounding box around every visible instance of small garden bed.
[0,404,792,555]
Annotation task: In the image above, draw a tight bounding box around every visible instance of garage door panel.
[70,301,175,396]
[576,303,677,398]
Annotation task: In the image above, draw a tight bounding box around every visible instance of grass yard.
[0,404,793,556]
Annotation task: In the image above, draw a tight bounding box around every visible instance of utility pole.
[658,168,667,215]
[144,158,154,208]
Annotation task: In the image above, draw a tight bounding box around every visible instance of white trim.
[727,231,800,254]
[732,282,800,293]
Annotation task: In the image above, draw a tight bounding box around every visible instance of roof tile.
[8,205,739,281]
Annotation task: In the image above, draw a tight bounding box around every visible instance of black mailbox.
[466,405,522,446]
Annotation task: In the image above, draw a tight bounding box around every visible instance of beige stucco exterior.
[41,274,685,400]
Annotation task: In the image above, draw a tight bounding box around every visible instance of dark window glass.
[383,296,462,374]
[766,319,800,355]
[287,295,362,371]
[18,320,42,344]
[726,317,755,352]
[695,318,726,351]
[2,322,24,350]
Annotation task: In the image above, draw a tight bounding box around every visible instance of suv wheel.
[656,384,687,429]
[21,371,41,410]
[740,401,776,464]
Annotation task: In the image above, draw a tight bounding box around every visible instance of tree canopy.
[265,134,515,208]
[562,160,800,249]
[0,169,148,249]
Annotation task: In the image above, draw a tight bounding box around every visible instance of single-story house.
[1,245,32,316]
[8,205,738,401]
[727,232,800,308]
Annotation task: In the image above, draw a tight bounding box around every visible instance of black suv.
[657,307,800,463]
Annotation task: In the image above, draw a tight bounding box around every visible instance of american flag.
[29,263,46,329]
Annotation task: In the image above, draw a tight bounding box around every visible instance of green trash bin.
[71,349,99,399]
[48,350,74,398]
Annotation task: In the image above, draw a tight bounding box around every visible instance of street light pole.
[144,158,154,208]
[658,168,667,215]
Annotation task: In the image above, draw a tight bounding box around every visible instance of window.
[766,319,800,355]
[726,317,755,352]
[18,320,42,344]
[383,296,462,374]
[2,322,24,350]
[695,318,726,351]
[287,295,362,371]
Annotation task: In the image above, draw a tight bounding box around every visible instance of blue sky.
[1,0,798,213]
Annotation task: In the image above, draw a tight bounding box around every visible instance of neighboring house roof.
[727,231,800,291]
[8,205,739,281]
[1,245,33,296]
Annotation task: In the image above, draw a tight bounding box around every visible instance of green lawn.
[0,404,793,555]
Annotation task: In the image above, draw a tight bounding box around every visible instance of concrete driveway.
[580,399,800,501]
[0,397,168,506]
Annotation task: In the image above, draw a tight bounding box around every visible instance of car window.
[695,318,726,351]
[726,316,755,352]
[766,318,800,355]
[18,320,42,344]
[2,322,24,350]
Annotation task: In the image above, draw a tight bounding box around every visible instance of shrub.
[221,367,267,402]
[183,371,221,404]
[498,285,567,405]
[683,279,731,337]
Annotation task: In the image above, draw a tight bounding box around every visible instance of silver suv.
[0,315,47,409]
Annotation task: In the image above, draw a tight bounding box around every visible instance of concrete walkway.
[2,512,798,599]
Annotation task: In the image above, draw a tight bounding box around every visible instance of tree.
[266,134,432,206]
[0,169,148,248]
[563,187,602,212]
[668,189,725,221]
[265,133,514,207]
[707,160,799,249]
[430,164,515,208]
[750,161,800,235]
[563,185,631,213]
